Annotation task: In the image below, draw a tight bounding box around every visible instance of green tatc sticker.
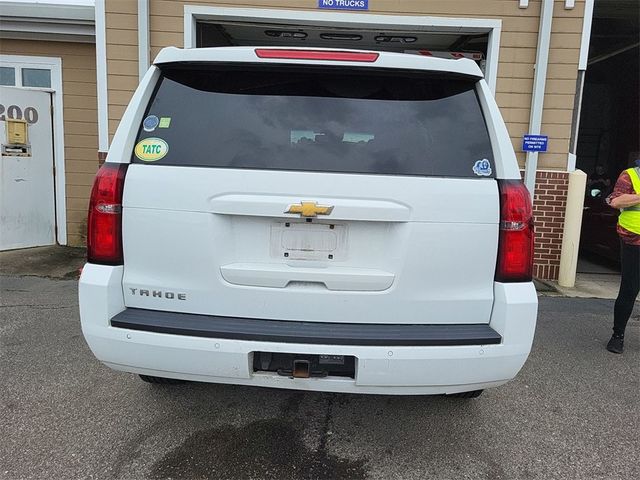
[134,138,168,162]
[158,117,171,128]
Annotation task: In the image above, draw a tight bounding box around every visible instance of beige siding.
[0,39,97,247]
[538,1,584,169]
[106,0,586,171]
[105,0,138,15]
[105,2,138,130]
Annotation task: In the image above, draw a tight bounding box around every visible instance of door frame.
[0,54,66,245]
[182,6,502,93]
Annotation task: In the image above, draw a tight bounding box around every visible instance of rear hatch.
[121,59,499,324]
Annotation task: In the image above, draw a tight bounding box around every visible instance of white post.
[485,25,501,94]
[523,0,554,199]
[138,0,150,80]
[558,170,588,287]
[94,0,109,152]
[184,6,197,48]
[579,0,594,72]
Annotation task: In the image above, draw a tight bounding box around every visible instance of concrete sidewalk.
[536,274,622,299]
[537,256,624,300]
[0,245,85,279]
[554,273,622,299]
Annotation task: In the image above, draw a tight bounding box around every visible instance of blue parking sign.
[522,135,548,152]
[318,0,369,11]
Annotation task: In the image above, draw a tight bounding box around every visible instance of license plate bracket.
[270,221,348,261]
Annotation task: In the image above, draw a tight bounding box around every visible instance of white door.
[0,86,56,250]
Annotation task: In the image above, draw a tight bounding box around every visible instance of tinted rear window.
[133,64,494,178]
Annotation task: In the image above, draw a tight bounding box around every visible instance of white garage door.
[0,86,56,250]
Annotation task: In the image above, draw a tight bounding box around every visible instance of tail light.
[255,49,379,62]
[87,163,128,265]
[495,180,534,282]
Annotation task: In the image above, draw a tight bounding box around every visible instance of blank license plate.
[270,222,348,261]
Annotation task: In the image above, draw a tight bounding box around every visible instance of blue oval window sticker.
[143,115,159,132]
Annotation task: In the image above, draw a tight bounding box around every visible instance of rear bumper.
[79,264,538,395]
[111,308,502,346]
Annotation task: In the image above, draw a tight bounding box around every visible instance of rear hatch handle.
[221,263,394,291]
[209,194,411,222]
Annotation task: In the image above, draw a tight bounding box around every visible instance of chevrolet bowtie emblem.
[285,201,334,217]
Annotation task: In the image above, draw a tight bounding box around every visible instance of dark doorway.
[577,0,639,270]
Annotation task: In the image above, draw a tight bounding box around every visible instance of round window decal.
[142,115,159,132]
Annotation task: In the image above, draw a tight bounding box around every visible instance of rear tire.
[138,374,185,385]
[447,389,484,399]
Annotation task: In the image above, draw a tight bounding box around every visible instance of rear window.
[132,64,494,178]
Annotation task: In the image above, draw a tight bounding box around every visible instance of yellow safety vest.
[618,167,640,235]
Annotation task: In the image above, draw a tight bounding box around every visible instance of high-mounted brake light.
[255,49,379,62]
[495,180,534,282]
[87,162,128,265]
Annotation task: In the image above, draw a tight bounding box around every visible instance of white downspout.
[523,0,554,198]
[138,0,150,80]
[94,0,109,154]
[485,24,501,94]
[573,0,595,142]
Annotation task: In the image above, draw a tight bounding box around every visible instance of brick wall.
[530,170,569,280]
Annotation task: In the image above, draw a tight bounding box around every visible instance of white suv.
[79,47,537,397]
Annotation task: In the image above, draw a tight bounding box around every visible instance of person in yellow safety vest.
[605,162,640,354]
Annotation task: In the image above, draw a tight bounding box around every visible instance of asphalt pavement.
[0,274,638,480]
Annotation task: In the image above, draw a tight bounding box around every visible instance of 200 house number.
[0,104,39,124]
